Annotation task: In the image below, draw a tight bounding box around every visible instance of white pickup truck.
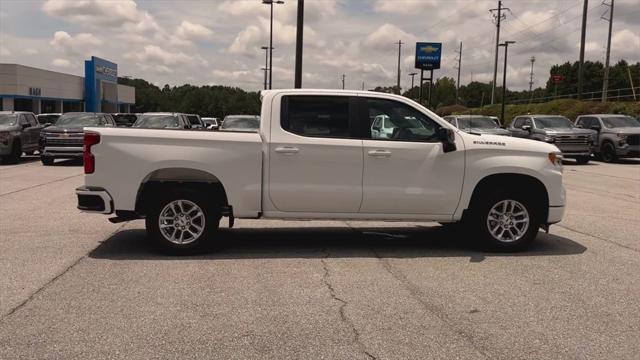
[76,89,565,253]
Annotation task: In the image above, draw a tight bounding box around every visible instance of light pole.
[409,72,417,89]
[263,0,284,89]
[499,41,515,125]
[261,46,269,90]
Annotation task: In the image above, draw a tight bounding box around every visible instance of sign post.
[415,42,442,107]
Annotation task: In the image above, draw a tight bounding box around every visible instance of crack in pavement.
[321,252,377,360]
[0,173,83,197]
[0,222,128,321]
[556,224,639,253]
[371,249,492,360]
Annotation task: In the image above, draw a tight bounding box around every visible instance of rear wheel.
[467,189,542,251]
[4,141,22,164]
[575,155,590,165]
[146,190,220,254]
[600,142,617,163]
[41,157,54,166]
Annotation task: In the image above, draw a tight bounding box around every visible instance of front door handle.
[275,146,299,154]
[368,149,392,157]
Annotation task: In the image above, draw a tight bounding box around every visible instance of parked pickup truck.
[76,90,566,253]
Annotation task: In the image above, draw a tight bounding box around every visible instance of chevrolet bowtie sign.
[415,42,442,70]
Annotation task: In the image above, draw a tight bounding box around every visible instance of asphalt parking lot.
[0,156,639,359]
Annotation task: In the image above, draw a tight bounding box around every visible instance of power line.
[489,1,509,105]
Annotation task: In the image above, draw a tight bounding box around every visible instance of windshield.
[55,114,100,127]
[384,116,425,129]
[37,114,60,124]
[602,116,640,128]
[0,114,17,126]
[113,114,138,126]
[221,116,260,130]
[133,115,180,128]
[534,116,574,129]
[457,116,499,129]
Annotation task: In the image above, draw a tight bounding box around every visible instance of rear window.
[281,96,352,138]
[112,114,137,126]
[187,115,201,125]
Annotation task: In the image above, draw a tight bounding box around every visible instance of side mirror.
[590,125,601,131]
[522,125,532,131]
[437,127,457,153]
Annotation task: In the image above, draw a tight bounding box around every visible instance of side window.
[366,98,441,142]
[372,116,382,130]
[512,118,523,128]
[282,96,353,138]
[27,114,38,126]
[578,117,591,128]
[18,114,29,126]
[523,118,532,127]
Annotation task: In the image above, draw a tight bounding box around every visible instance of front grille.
[627,134,640,146]
[45,137,84,146]
[555,135,590,145]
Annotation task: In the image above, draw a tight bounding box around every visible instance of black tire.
[575,155,590,165]
[600,142,617,163]
[41,157,54,166]
[466,188,542,252]
[4,141,22,164]
[145,189,221,254]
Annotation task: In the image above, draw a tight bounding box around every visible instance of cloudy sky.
[1,0,638,92]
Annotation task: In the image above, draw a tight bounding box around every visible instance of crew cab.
[76,90,565,253]
[575,114,640,162]
[509,115,594,164]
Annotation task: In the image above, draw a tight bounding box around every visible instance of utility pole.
[490,1,509,105]
[294,0,304,88]
[341,74,345,90]
[628,65,637,101]
[578,0,589,99]
[455,41,462,104]
[261,46,269,90]
[409,72,417,90]
[528,56,535,92]
[602,0,614,102]
[263,0,284,89]
[499,41,515,126]
[362,81,365,91]
[396,40,404,94]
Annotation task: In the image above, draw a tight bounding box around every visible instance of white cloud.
[174,21,214,43]
[124,45,208,70]
[50,31,102,57]
[373,0,437,15]
[0,46,11,57]
[363,24,417,50]
[611,29,640,60]
[51,58,73,68]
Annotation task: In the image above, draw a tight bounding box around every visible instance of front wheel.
[600,142,617,163]
[146,190,220,254]
[41,157,54,166]
[468,191,542,251]
[3,141,22,164]
[575,155,590,165]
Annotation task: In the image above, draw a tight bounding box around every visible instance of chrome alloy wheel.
[486,200,530,243]
[158,200,206,245]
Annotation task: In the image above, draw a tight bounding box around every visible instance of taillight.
[83,132,100,174]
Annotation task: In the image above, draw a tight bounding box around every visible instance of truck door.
[359,96,465,215]
[268,94,363,213]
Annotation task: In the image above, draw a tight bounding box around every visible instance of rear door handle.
[275,146,299,154]
[368,149,392,157]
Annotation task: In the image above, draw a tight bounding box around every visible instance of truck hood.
[41,126,85,134]
[609,127,640,135]
[462,132,559,153]
[0,125,20,132]
[462,127,511,136]
[542,128,594,136]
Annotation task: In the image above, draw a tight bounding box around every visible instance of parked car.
[443,115,511,136]
[37,113,61,126]
[132,113,192,129]
[186,114,205,129]
[0,111,43,163]
[111,113,138,127]
[220,115,260,132]
[39,112,116,165]
[76,89,565,254]
[509,114,593,164]
[575,114,640,162]
[489,116,501,127]
[202,117,219,130]
[371,114,428,139]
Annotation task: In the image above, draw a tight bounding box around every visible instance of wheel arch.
[135,168,229,216]
[466,173,549,221]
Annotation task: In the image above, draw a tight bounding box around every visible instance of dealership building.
[0,56,135,114]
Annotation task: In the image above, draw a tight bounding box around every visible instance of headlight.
[617,133,628,141]
[544,136,556,143]
[548,152,563,167]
